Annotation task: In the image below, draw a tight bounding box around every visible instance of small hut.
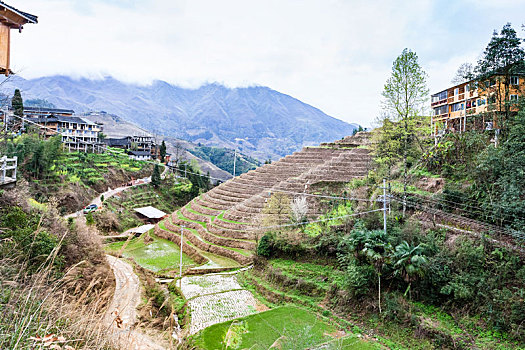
[134,206,167,224]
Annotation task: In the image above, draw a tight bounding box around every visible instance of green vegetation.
[0,189,114,349]
[106,232,195,273]
[12,89,23,118]
[160,140,167,163]
[100,175,202,233]
[188,145,260,175]
[158,219,240,269]
[192,306,375,350]
[152,163,161,187]
[247,33,525,348]
[0,206,63,271]
[3,135,147,184]
[54,148,148,185]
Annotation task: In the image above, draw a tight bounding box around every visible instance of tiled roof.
[128,150,152,157]
[29,115,97,125]
[0,1,38,24]
[24,107,75,115]
[105,137,131,146]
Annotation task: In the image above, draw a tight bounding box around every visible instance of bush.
[85,212,95,226]
[257,233,273,257]
[343,259,375,298]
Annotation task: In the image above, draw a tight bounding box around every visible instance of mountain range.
[2,75,358,160]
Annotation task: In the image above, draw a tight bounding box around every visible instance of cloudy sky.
[7,0,525,127]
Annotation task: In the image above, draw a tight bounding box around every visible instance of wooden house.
[0,1,37,76]
[431,69,525,138]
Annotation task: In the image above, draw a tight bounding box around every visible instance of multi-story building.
[24,107,104,152]
[431,72,525,138]
[104,135,159,158]
[0,1,37,76]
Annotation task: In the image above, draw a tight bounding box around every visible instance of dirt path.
[65,177,151,219]
[105,254,167,350]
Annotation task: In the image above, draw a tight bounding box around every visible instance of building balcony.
[431,99,447,107]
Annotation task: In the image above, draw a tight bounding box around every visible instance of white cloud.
[6,0,525,128]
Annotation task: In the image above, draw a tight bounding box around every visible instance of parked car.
[83,204,98,214]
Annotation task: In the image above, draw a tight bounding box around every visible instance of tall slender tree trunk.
[378,272,382,314]
[403,117,408,217]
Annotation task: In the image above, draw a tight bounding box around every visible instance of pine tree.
[160,140,167,163]
[152,164,161,188]
[12,89,24,118]
[475,23,525,124]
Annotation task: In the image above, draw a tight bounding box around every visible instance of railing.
[431,99,448,107]
[0,156,17,186]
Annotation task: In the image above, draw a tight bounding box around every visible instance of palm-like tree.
[360,230,392,314]
[393,241,428,298]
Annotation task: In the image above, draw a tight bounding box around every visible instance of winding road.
[65,177,151,219]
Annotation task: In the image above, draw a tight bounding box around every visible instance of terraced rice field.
[188,290,258,334]
[155,134,372,269]
[181,273,259,335]
[192,306,378,350]
[106,233,195,273]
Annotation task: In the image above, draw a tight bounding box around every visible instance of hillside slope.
[3,75,358,160]
[154,133,372,268]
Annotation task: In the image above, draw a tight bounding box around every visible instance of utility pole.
[232,148,237,177]
[179,225,184,288]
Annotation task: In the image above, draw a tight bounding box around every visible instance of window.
[510,76,519,85]
[451,103,464,112]
[454,88,459,95]
[465,84,470,92]
[510,94,518,101]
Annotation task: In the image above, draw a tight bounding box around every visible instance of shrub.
[85,212,95,226]
[257,233,273,257]
[343,259,375,298]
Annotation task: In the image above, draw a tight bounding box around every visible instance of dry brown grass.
[0,190,117,349]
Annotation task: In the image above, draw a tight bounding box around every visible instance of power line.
[248,208,384,231]
[391,195,525,241]
[398,191,523,226]
[399,190,525,227]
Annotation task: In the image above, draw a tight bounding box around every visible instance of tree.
[11,89,23,118]
[152,164,161,188]
[261,192,291,235]
[352,125,365,136]
[357,230,392,313]
[393,241,427,298]
[11,89,23,132]
[473,101,525,230]
[290,196,308,224]
[475,23,525,125]
[451,62,474,85]
[381,48,429,214]
[172,141,185,167]
[160,140,167,163]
